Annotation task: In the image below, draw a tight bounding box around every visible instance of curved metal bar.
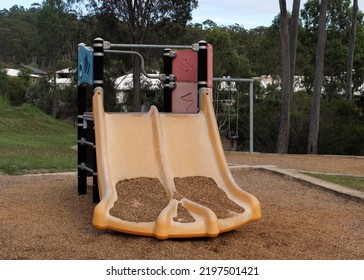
[104,49,165,81]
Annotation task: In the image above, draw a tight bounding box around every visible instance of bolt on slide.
[92,87,261,239]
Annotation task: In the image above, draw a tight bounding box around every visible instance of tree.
[205,27,251,78]
[301,0,363,97]
[247,25,281,77]
[88,0,198,111]
[276,0,300,154]
[37,0,79,118]
[345,0,359,101]
[308,0,329,154]
[0,5,39,65]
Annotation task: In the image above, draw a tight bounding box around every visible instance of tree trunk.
[133,55,142,112]
[289,0,301,90]
[52,69,58,119]
[308,0,329,154]
[277,0,300,153]
[345,0,358,102]
[277,0,291,154]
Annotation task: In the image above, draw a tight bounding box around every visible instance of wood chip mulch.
[110,176,243,222]
[1,154,363,260]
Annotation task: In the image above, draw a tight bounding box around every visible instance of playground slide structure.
[78,38,261,239]
[92,87,260,239]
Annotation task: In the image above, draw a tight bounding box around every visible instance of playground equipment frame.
[213,77,254,153]
[77,38,212,202]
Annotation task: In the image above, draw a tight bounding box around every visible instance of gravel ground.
[0,153,363,260]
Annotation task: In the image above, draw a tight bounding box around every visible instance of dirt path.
[0,154,363,260]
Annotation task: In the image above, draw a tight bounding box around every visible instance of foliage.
[0,5,38,65]
[25,77,52,114]
[205,27,251,77]
[318,97,364,155]
[1,1,364,155]
[231,91,364,155]
[0,68,28,106]
[247,25,281,77]
[249,93,281,153]
[301,0,364,94]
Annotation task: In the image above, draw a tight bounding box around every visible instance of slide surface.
[92,87,261,239]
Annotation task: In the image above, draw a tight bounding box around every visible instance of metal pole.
[198,41,208,110]
[107,42,198,50]
[92,37,104,203]
[249,81,254,153]
[213,77,254,83]
[93,37,104,89]
[163,49,173,112]
[77,84,87,195]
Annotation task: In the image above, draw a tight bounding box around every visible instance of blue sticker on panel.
[78,44,94,86]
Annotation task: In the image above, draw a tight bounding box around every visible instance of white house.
[5,68,21,77]
[48,67,76,88]
[253,75,306,92]
[115,73,161,104]
[5,67,43,79]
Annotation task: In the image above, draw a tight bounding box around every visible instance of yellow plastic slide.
[92,87,261,239]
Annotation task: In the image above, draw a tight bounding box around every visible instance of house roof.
[5,67,42,78]
[56,67,76,74]
[21,64,47,75]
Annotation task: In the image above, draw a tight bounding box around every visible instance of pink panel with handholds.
[172,50,198,82]
[171,82,198,113]
[172,50,199,113]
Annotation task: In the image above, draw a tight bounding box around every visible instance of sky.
[1,0,363,29]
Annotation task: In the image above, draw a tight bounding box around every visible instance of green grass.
[303,172,364,192]
[0,98,77,175]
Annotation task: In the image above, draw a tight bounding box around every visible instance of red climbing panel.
[172,49,198,113]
